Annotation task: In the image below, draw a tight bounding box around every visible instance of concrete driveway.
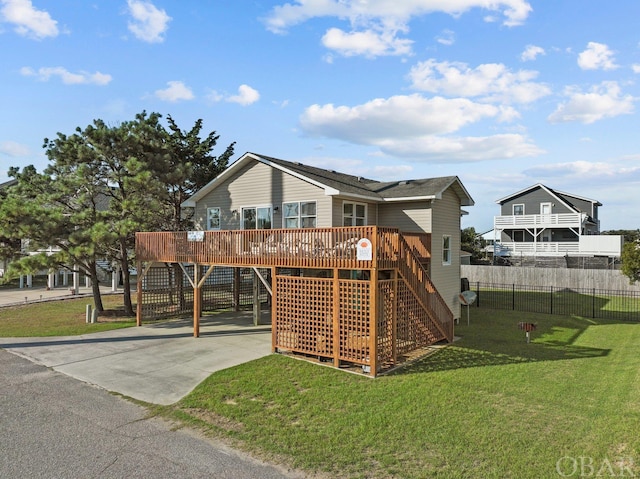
[0,311,272,405]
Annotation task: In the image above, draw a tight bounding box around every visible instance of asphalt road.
[0,349,303,479]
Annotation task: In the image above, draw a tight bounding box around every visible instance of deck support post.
[193,263,201,338]
[233,267,240,311]
[392,269,398,366]
[271,266,277,353]
[252,269,260,326]
[332,268,340,368]
[136,261,142,326]
[368,230,379,376]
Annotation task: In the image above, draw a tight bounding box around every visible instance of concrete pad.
[0,311,273,405]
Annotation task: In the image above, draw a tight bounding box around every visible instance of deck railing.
[136,227,399,269]
[498,241,580,256]
[494,213,585,229]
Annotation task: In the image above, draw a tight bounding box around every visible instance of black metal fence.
[470,282,640,321]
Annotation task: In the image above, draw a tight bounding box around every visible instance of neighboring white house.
[493,184,623,259]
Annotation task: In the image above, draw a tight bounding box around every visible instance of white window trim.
[282,200,317,229]
[241,205,273,230]
[442,234,452,266]
[513,204,525,215]
[540,202,552,215]
[342,201,367,226]
[206,207,221,230]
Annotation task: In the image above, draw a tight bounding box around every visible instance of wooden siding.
[192,159,333,230]
[430,188,462,319]
[377,202,433,233]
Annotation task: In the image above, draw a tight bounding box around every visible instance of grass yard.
[160,309,640,479]
[0,294,136,336]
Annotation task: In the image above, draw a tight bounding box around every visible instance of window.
[513,204,524,215]
[513,230,525,242]
[442,235,452,265]
[242,206,272,229]
[283,201,317,228]
[540,202,552,215]
[207,207,221,230]
[343,202,366,226]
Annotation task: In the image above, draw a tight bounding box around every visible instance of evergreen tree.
[0,111,234,315]
[621,241,640,284]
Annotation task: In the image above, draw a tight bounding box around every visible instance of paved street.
[0,349,303,479]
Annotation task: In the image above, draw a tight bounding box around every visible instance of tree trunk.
[119,238,134,316]
[89,261,104,312]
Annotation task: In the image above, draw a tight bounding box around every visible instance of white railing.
[496,236,623,257]
[497,242,580,256]
[494,213,585,228]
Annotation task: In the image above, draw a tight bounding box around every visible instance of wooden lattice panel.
[338,280,371,364]
[376,280,395,367]
[274,275,334,358]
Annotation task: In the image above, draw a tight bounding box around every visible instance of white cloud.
[206,90,223,102]
[154,81,194,102]
[126,0,171,43]
[408,59,551,104]
[632,64,640,74]
[299,94,543,162]
[264,0,532,33]
[523,160,640,185]
[521,44,544,61]
[20,66,112,85]
[227,84,260,106]
[548,81,635,124]
[321,27,413,57]
[436,29,455,46]
[381,133,543,161]
[0,0,58,39]
[0,140,30,157]
[264,0,531,57]
[577,42,618,70]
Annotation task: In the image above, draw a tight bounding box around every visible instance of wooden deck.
[135,226,452,376]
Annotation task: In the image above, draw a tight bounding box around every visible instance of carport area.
[0,310,272,405]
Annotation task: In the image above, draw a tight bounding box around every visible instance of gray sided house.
[493,183,622,259]
[182,152,474,319]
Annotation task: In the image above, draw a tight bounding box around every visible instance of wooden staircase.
[395,234,454,344]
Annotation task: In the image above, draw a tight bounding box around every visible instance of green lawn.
[161,309,640,479]
[0,294,136,336]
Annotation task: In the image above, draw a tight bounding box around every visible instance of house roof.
[0,179,17,191]
[183,152,474,207]
[496,183,602,211]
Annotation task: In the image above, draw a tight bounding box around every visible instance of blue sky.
[1,0,640,232]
